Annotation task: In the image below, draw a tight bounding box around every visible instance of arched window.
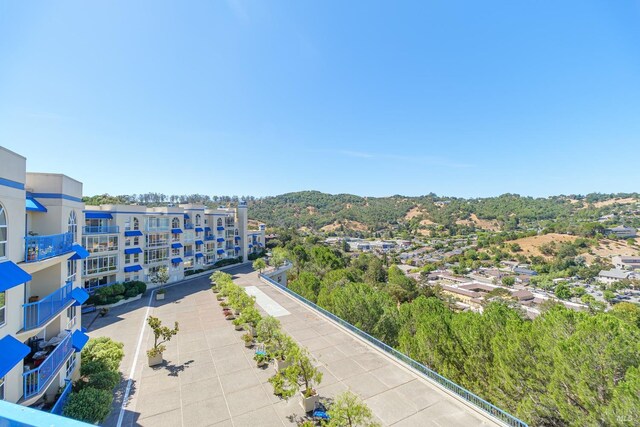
[172,217,180,228]
[68,211,77,241]
[133,217,139,230]
[0,204,7,258]
[235,229,239,236]
[195,214,201,226]
[217,218,223,227]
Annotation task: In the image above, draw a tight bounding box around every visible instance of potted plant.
[238,306,261,335]
[269,331,296,371]
[156,288,166,301]
[254,352,269,368]
[268,346,322,413]
[146,316,179,367]
[217,294,224,301]
[242,333,254,348]
[225,312,235,320]
[211,284,219,294]
[257,316,281,344]
[326,390,379,427]
[232,318,244,331]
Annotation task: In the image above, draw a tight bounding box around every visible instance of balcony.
[83,225,119,234]
[24,282,74,331]
[204,235,214,241]
[50,379,72,415]
[25,232,74,263]
[23,331,74,399]
[184,223,194,230]
[184,250,194,257]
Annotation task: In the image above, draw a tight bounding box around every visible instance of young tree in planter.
[327,391,381,427]
[152,266,170,299]
[267,331,297,369]
[271,247,287,269]
[253,257,267,273]
[256,316,281,344]
[238,306,262,333]
[147,316,179,366]
[269,345,323,412]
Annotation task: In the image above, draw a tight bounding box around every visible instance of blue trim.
[68,243,90,260]
[85,212,112,219]
[71,287,90,305]
[72,330,90,352]
[0,399,92,426]
[0,336,31,378]
[0,177,25,190]
[30,192,82,203]
[26,196,48,212]
[0,261,32,292]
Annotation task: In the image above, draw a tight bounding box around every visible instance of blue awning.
[124,265,142,273]
[195,227,203,232]
[26,196,47,212]
[85,212,112,219]
[217,226,224,231]
[184,213,190,219]
[71,330,90,352]
[124,247,143,254]
[171,257,183,264]
[234,246,241,251]
[204,227,211,231]
[0,261,32,292]
[124,230,143,237]
[195,240,204,245]
[68,244,90,260]
[171,242,183,249]
[258,243,264,247]
[171,228,183,234]
[248,244,253,248]
[195,253,204,258]
[217,237,225,243]
[0,335,31,378]
[71,287,90,306]
[235,236,241,240]
[217,249,225,254]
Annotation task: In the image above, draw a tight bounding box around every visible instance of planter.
[250,326,258,338]
[234,309,240,315]
[244,340,254,348]
[225,314,235,320]
[300,390,319,413]
[156,293,165,301]
[234,324,243,331]
[216,295,224,301]
[212,288,219,294]
[275,358,291,372]
[148,352,163,367]
[256,360,268,368]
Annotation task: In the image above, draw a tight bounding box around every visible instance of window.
[172,217,180,228]
[217,218,223,227]
[0,376,4,400]
[133,236,140,246]
[65,355,76,379]
[125,253,140,264]
[67,259,77,282]
[0,290,5,326]
[83,255,118,275]
[171,248,180,256]
[83,235,118,253]
[145,217,170,232]
[144,248,169,264]
[195,214,201,226]
[146,233,169,247]
[66,305,77,330]
[133,217,139,230]
[0,204,6,259]
[68,211,77,241]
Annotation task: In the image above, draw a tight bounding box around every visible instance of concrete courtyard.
[84,264,500,427]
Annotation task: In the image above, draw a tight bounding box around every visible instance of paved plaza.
[84,264,499,427]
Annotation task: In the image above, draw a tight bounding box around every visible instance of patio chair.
[254,344,267,356]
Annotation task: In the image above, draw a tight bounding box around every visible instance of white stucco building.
[0,146,89,412]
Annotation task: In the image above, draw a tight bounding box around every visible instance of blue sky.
[1,1,639,198]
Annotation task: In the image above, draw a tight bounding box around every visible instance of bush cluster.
[87,281,146,305]
[63,337,125,424]
[184,257,243,277]
[248,250,266,261]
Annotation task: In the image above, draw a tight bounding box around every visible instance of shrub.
[81,337,125,372]
[112,283,126,295]
[63,387,113,424]
[81,370,121,391]
[124,288,139,299]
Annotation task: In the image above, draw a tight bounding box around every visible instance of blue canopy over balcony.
[171,228,183,234]
[85,212,112,219]
[124,247,143,255]
[204,227,211,232]
[234,246,241,251]
[171,257,183,264]
[26,196,47,212]
[0,261,32,292]
[171,242,183,249]
[72,330,90,352]
[217,237,225,243]
[195,240,204,245]
[124,230,143,237]
[217,249,225,255]
[217,226,225,231]
[195,227,203,232]
[195,253,204,258]
[124,265,142,273]
[68,243,90,260]
[71,287,90,306]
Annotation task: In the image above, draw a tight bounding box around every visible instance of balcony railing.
[259,271,528,427]
[184,223,194,230]
[23,331,74,400]
[83,225,119,234]
[184,250,194,257]
[23,282,73,331]
[50,379,72,415]
[204,235,214,241]
[25,232,74,263]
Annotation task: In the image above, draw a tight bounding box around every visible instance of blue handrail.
[23,282,74,330]
[50,379,72,415]
[23,331,74,399]
[259,272,528,427]
[83,225,119,234]
[24,232,74,263]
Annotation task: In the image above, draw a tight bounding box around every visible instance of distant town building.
[612,255,640,271]
[604,225,637,239]
[598,268,636,285]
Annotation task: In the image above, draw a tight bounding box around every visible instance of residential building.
[0,147,90,412]
[612,255,640,271]
[604,225,637,239]
[81,202,265,292]
[598,268,636,285]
